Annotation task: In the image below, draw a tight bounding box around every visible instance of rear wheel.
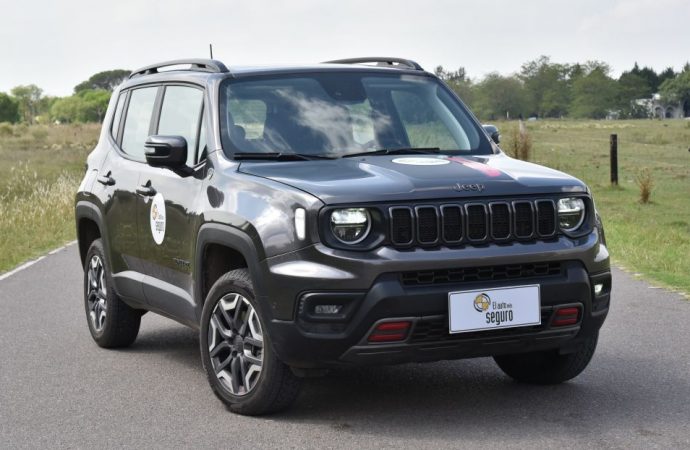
[493,332,598,384]
[200,269,301,415]
[83,239,141,348]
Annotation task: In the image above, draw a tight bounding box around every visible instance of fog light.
[314,304,342,315]
[594,283,604,295]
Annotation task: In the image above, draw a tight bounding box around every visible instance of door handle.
[96,172,115,186]
[136,184,157,196]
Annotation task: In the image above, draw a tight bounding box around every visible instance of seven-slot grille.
[390,199,557,247]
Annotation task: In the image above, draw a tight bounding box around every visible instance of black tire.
[493,332,598,385]
[83,239,141,348]
[200,269,302,415]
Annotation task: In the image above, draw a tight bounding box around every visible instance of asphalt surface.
[1,244,689,449]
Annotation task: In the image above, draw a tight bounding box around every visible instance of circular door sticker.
[150,193,166,245]
[392,157,450,166]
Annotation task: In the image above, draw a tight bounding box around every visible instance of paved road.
[1,245,689,449]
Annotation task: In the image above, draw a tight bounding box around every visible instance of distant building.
[634,94,689,119]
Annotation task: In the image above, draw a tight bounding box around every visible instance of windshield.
[219,72,492,158]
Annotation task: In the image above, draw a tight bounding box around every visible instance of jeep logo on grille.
[453,183,485,192]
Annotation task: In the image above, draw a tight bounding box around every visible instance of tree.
[617,71,653,117]
[473,73,529,120]
[10,84,43,124]
[50,89,111,123]
[570,65,619,119]
[660,68,690,111]
[74,70,130,93]
[519,56,571,118]
[435,65,475,107]
[657,67,677,89]
[0,92,20,123]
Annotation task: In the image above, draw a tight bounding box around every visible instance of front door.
[136,85,207,325]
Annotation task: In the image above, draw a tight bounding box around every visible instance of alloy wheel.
[86,255,107,332]
[208,293,264,396]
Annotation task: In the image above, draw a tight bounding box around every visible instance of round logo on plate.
[474,293,491,313]
[150,193,166,245]
[391,157,450,166]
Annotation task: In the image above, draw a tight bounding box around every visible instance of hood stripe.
[448,156,504,178]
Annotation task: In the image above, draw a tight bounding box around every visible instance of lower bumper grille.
[410,309,553,343]
[401,261,562,286]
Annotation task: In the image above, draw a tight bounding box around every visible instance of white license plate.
[448,285,541,334]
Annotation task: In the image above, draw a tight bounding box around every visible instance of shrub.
[635,168,654,204]
[505,121,532,161]
[0,122,12,137]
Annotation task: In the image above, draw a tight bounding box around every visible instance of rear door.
[100,86,159,303]
[135,84,208,325]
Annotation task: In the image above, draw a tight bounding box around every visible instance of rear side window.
[121,87,158,161]
[110,93,126,140]
[157,86,204,166]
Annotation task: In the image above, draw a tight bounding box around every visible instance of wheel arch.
[195,223,266,320]
[75,201,108,268]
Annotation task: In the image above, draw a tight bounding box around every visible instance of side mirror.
[482,124,500,145]
[144,135,188,168]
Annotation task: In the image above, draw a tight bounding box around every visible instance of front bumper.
[259,232,611,368]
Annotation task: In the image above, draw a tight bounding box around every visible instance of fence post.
[610,134,618,186]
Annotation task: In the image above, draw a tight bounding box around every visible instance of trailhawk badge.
[150,193,166,245]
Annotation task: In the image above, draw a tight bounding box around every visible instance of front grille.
[416,207,439,244]
[401,261,562,286]
[410,309,552,343]
[389,199,557,247]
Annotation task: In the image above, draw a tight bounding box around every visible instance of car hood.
[238,154,587,204]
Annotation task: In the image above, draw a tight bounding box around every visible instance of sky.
[1,0,689,96]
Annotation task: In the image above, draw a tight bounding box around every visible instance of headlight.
[330,208,371,244]
[557,198,586,232]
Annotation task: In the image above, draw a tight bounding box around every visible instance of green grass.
[503,119,690,295]
[0,123,99,271]
[1,120,689,298]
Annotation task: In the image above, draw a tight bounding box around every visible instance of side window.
[110,93,126,141]
[121,87,158,160]
[390,90,463,150]
[157,86,204,166]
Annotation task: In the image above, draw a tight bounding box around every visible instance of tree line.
[0,70,129,124]
[1,58,690,124]
[437,56,690,120]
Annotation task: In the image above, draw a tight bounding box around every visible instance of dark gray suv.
[75,57,611,415]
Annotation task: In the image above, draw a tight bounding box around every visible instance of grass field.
[0,119,689,296]
[512,119,690,295]
[0,123,99,271]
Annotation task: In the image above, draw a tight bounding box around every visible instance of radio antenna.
[209,44,214,59]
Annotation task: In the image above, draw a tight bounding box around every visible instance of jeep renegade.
[75,57,611,415]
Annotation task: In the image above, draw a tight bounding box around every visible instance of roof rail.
[129,59,229,79]
[323,57,424,71]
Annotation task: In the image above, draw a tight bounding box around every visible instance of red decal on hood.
[448,157,503,177]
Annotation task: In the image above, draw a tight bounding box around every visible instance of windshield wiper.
[342,147,441,158]
[233,152,336,161]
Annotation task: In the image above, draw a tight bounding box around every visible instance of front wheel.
[493,332,599,384]
[200,269,301,415]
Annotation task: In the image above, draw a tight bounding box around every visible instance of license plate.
[448,285,541,334]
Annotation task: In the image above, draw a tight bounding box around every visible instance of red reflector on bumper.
[368,333,407,342]
[368,321,411,343]
[375,321,410,332]
[552,307,581,327]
